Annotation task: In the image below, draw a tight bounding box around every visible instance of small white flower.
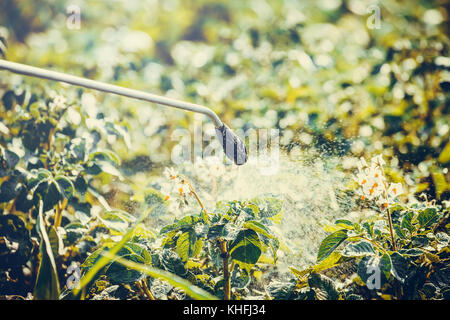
[387,182,403,199]
[163,167,178,181]
[357,157,368,172]
[175,182,189,196]
[49,95,67,112]
[356,157,385,201]
[371,154,386,167]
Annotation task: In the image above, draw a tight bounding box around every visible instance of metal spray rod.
[0,59,247,165]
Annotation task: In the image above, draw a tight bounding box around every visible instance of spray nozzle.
[215,124,248,165]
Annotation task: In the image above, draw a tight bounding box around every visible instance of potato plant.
[271,157,449,300]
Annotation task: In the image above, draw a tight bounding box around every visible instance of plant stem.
[188,182,206,212]
[218,239,230,300]
[379,165,397,251]
[53,201,62,228]
[386,206,397,251]
[359,236,388,254]
[139,279,155,300]
[53,199,68,229]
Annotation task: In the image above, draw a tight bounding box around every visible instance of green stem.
[218,239,231,300]
[348,235,387,254]
[379,165,397,251]
[53,201,62,228]
[139,280,155,300]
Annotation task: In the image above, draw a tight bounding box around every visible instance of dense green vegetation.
[0,0,448,300]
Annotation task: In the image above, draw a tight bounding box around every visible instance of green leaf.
[390,252,408,283]
[398,248,423,257]
[431,170,447,199]
[97,161,122,178]
[101,210,133,233]
[243,220,274,239]
[316,230,348,263]
[334,219,354,229]
[105,246,146,284]
[438,141,450,164]
[89,149,121,165]
[43,182,62,211]
[393,225,407,239]
[207,223,226,240]
[313,252,342,272]
[0,177,22,203]
[267,280,297,300]
[231,268,251,289]
[160,215,200,234]
[4,149,19,169]
[193,238,203,257]
[105,253,217,300]
[48,226,64,258]
[342,240,376,257]
[156,249,187,276]
[251,196,282,218]
[379,253,392,279]
[74,175,88,195]
[417,208,439,229]
[2,90,16,110]
[308,273,339,300]
[229,229,262,264]
[55,175,75,199]
[176,230,197,262]
[34,201,60,300]
[401,211,414,232]
[74,206,156,296]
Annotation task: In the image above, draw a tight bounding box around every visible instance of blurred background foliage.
[0,0,449,207]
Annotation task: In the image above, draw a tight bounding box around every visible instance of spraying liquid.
[176,146,359,273]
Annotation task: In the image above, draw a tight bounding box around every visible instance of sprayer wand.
[0,59,247,165]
